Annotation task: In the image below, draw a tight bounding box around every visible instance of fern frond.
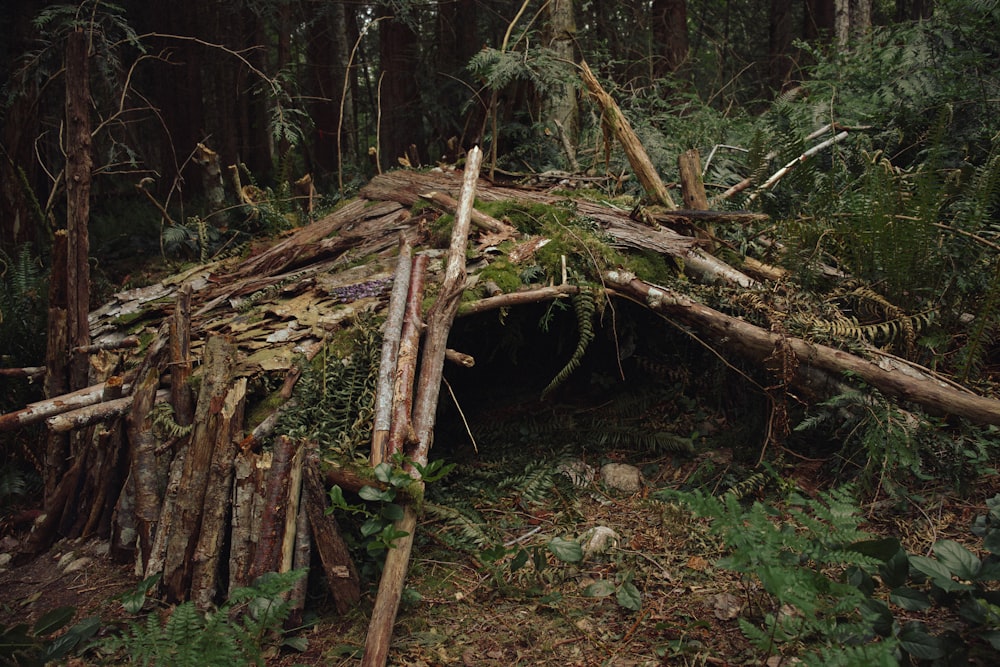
[423,502,492,550]
[542,290,596,398]
[499,460,559,505]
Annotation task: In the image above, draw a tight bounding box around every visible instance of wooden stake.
[362,146,484,667]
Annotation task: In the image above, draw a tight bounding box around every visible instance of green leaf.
[616,581,642,611]
[32,606,75,636]
[880,547,911,589]
[380,503,404,521]
[44,617,101,661]
[510,548,529,573]
[282,635,309,652]
[932,540,981,580]
[582,580,616,598]
[360,517,382,537]
[548,537,583,563]
[890,586,931,611]
[898,622,944,659]
[121,574,160,614]
[909,555,973,591]
[373,462,392,484]
[850,537,903,561]
[983,531,1000,555]
[359,485,393,502]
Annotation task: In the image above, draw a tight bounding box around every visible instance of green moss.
[245,388,288,431]
[477,258,522,294]
[624,249,679,285]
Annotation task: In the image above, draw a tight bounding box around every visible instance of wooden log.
[71,336,140,355]
[0,366,45,380]
[604,270,1000,426]
[170,284,194,427]
[46,395,133,433]
[280,445,305,572]
[228,448,264,592]
[161,335,237,601]
[385,254,429,459]
[128,367,161,572]
[65,29,93,391]
[372,238,413,466]
[362,146,484,667]
[80,424,126,537]
[286,483,311,629]
[191,377,247,608]
[304,448,361,614]
[677,149,714,247]
[418,190,517,235]
[458,284,581,317]
[16,449,87,562]
[578,60,676,209]
[247,434,298,582]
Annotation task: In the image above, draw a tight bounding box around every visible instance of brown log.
[0,366,45,380]
[280,446,305,572]
[80,424,126,538]
[304,448,361,614]
[161,335,237,601]
[16,449,87,562]
[71,336,140,355]
[0,375,142,432]
[362,146,484,667]
[128,367,161,571]
[445,349,475,368]
[372,237,413,466]
[46,395,133,433]
[43,229,70,500]
[170,285,194,426]
[458,284,581,317]
[247,434,298,582]
[191,377,247,608]
[65,30,93,391]
[418,190,517,235]
[604,270,1000,426]
[579,60,676,209]
[677,149,714,247]
[385,254,429,460]
[229,449,264,592]
[286,483,311,629]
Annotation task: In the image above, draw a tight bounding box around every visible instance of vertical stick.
[170,284,194,426]
[371,238,413,466]
[361,146,484,667]
[676,149,714,248]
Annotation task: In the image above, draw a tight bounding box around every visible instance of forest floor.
[2,442,996,666]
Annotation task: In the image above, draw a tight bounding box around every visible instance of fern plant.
[106,571,306,667]
[664,485,899,664]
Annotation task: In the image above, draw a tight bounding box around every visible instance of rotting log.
[247,434,298,582]
[46,395,133,433]
[170,284,194,427]
[605,270,1000,426]
[579,59,676,209]
[229,448,264,592]
[362,147,485,667]
[372,237,413,466]
[129,367,162,572]
[280,446,305,573]
[305,447,361,614]
[677,149,714,247]
[419,190,517,235]
[191,377,247,608]
[161,335,237,601]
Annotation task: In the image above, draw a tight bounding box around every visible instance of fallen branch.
[605,270,1000,426]
[0,378,133,432]
[579,60,676,209]
[745,131,849,205]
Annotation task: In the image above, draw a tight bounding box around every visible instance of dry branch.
[372,237,413,466]
[579,60,676,208]
[385,254,429,460]
[362,147,484,667]
[605,270,1000,426]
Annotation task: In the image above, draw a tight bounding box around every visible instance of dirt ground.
[3,450,998,666]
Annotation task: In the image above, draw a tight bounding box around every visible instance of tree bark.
[651,0,688,76]
[44,229,69,498]
[229,448,265,592]
[161,335,237,601]
[129,367,162,572]
[65,30,93,391]
[247,434,298,582]
[170,285,194,426]
[386,254,429,460]
[543,0,579,170]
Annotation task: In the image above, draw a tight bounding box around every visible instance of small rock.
[712,592,742,620]
[63,556,92,574]
[0,552,11,570]
[56,551,77,571]
[600,463,642,493]
[557,459,595,486]
[579,526,620,559]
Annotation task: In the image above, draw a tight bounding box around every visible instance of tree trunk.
[769,0,795,89]
[652,0,689,77]
[65,30,92,391]
[378,7,421,170]
[544,0,579,170]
